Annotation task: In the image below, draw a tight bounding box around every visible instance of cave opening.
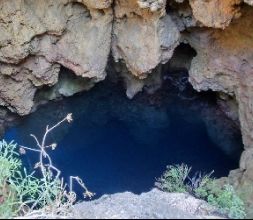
[3,45,244,199]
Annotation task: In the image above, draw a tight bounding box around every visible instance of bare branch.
[12,113,93,219]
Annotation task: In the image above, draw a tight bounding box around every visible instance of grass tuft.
[156,164,246,219]
[0,114,93,219]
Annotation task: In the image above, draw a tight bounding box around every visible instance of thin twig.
[17,113,93,219]
[19,145,41,153]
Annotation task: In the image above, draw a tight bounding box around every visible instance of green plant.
[206,184,246,219]
[0,113,93,219]
[156,164,246,219]
[192,172,216,199]
[0,140,25,218]
[155,164,191,193]
[193,175,246,219]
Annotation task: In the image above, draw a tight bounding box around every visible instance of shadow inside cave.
[3,67,244,200]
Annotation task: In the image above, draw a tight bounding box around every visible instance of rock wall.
[0,0,113,115]
[1,0,253,216]
[185,5,253,154]
[112,0,180,78]
[170,1,253,216]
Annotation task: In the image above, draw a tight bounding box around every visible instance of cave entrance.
[3,45,244,199]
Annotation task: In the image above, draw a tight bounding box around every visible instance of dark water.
[3,71,243,198]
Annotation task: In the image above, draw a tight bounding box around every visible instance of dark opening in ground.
[3,68,243,199]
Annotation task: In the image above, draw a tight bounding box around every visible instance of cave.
[3,51,244,199]
[1,0,253,218]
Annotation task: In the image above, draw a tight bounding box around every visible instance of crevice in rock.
[106,54,163,99]
[70,2,92,21]
[159,42,244,163]
[32,66,96,112]
[96,9,106,16]
[162,42,197,72]
[166,0,186,14]
[217,92,240,127]
[166,0,196,31]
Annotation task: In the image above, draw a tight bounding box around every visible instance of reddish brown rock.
[0,0,113,115]
[112,0,180,79]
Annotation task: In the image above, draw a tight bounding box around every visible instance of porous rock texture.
[0,0,113,115]
[189,0,241,29]
[1,0,253,217]
[179,3,253,216]
[112,0,180,78]
[74,189,220,219]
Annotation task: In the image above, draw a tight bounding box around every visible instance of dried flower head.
[66,113,73,123]
[51,143,57,150]
[19,147,26,155]
[84,191,95,199]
